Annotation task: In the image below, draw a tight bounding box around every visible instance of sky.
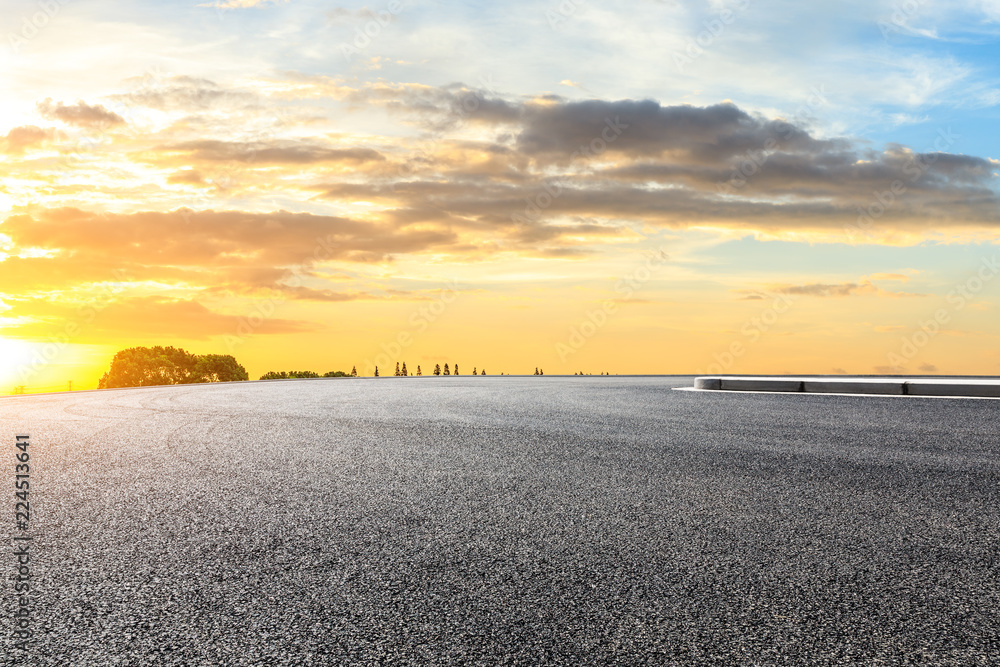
[2,0,1000,388]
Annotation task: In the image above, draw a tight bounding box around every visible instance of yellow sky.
[3,1,1000,391]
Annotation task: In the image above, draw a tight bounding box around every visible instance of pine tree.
[534,367,539,375]
[540,369,544,375]
[374,366,379,377]
[454,364,459,375]
[417,365,422,376]
[401,362,408,376]
[443,363,450,375]
[473,367,477,375]
[351,365,357,377]
[394,362,400,376]
[481,369,486,375]
[434,364,441,376]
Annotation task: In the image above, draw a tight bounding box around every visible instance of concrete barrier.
[906,381,1000,398]
[803,379,905,395]
[720,377,804,392]
[693,377,722,390]
[693,376,1000,398]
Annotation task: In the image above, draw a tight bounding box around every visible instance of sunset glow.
[3,1,1000,389]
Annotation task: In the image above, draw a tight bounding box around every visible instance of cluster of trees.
[393,362,417,376]
[374,363,488,377]
[260,367,357,380]
[98,346,249,389]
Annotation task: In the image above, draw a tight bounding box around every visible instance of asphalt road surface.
[1,377,998,665]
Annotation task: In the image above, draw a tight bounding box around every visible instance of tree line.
[260,368,357,380]
[373,363,489,376]
[96,347,605,389]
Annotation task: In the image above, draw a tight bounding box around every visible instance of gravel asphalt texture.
[1,376,998,666]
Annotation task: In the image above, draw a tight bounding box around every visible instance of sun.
[0,337,36,389]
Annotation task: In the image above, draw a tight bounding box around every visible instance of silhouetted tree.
[454,364,459,375]
[98,346,247,388]
[540,369,544,375]
[434,364,441,376]
[534,367,539,376]
[374,366,379,377]
[351,366,358,377]
[473,367,477,375]
[324,371,350,377]
[443,363,450,375]
[395,362,401,376]
[481,369,486,375]
[193,354,249,382]
[99,346,196,388]
[401,362,408,376]
[417,365,422,376]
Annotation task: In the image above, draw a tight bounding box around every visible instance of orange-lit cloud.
[1,126,60,154]
[773,281,924,298]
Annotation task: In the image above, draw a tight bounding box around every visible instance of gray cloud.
[161,139,384,165]
[37,99,126,128]
[322,89,1000,239]
[515,100,827,161]
[115,76,259,111]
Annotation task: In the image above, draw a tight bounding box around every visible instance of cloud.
[8,83,1000,262]
[166,170,207,186]
[157,139,384,165]
[37,99,126,129]
[274,285,432,302]
[0,207,463,315]
[514,100,828,161]
[326,7,391,22]
[774,281,923,298]
[307,89,1000,242]
[0,126,59,154]
[0,207,457,268]
[199,0,287,8]
[113,76,259,112]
